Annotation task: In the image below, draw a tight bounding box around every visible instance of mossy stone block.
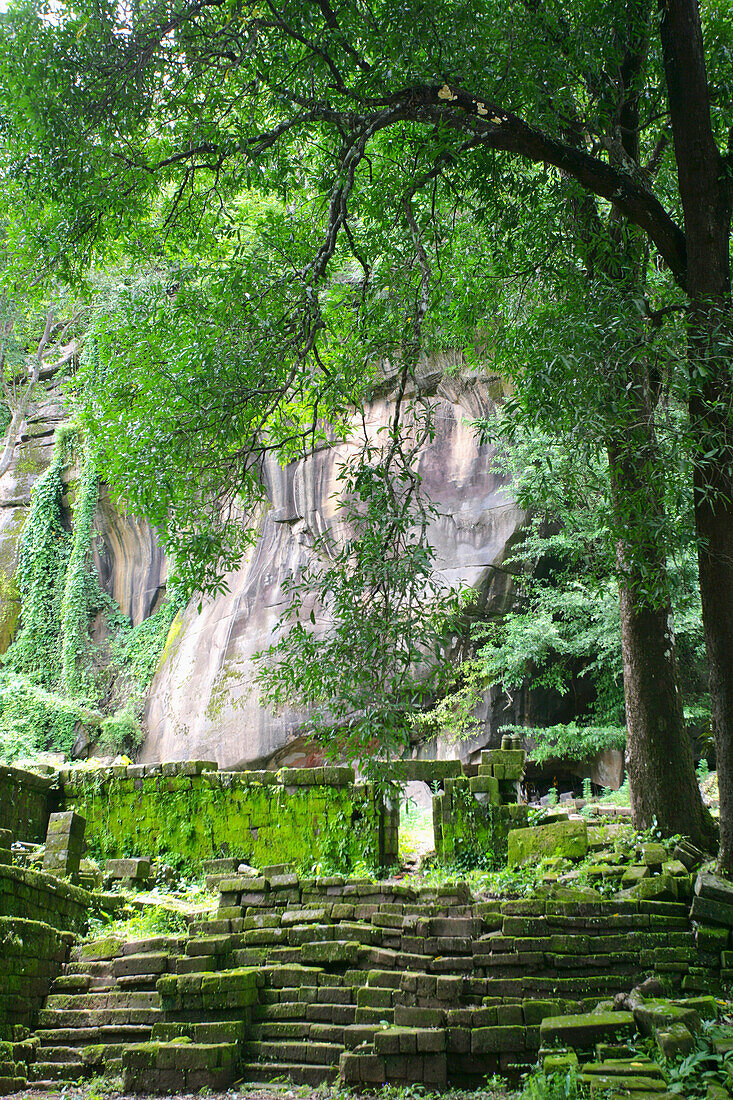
[543,1050,578,1073]
[633,999,701,1037]
[523,999,563,1025]
[508,820,588,868]
[630,875,678,902]
[540,1012,635,1048]
[655,1022,695,1057]
[471,1025,526,1052]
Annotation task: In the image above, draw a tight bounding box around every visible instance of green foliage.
[598,779,631,807]
[0,419,179,762]
[7,427,75,687]
[255,449,466,774]
[0,0,727,822]
[657,1024,733,1099]
[86,901,196,944]
[0,672,100,759]
[521,1067,585,1100]
[519,723,627,767]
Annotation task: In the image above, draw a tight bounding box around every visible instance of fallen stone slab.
[540,1012,635,1049]
[508,820,588,868]
[695,870,733,907]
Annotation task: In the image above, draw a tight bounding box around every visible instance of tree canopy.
[0,0,732,860]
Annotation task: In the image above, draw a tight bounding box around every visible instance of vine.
[60,429,100,696]
[0,421,181,762]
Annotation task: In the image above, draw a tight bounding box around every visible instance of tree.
[0,0,730,857]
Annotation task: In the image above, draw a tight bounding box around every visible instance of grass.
[399,800,434,862]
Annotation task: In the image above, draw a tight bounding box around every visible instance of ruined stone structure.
[0,761,731,1095]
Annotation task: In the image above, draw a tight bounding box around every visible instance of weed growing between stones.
[520,1067,583,1100]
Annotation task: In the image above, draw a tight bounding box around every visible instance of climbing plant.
[0,420,180,762]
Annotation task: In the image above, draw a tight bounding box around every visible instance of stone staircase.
[20,875,723,1092]
[28,935,183,1088]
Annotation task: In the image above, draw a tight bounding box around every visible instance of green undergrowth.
[399,801,435,862]
[86,903,191,944]
[87,879,217,942]
[657,1021,733,1099]
[414,819,680,898]
[328,1082,515,1100]
[597,778,631,806]
[0,422,183,763]
[520,1067,584,1100]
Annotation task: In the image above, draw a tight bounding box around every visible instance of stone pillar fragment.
[43,810,86,881]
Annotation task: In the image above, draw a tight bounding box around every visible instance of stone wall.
[60,762,397,871]
[0,764,57,842]
[0,864,91,933]
[433,750,530,865]
[0,917,73,1042]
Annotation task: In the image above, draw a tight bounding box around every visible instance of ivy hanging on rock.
[0,423,180,762]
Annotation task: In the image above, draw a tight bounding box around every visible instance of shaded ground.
[17,1083,516,1100]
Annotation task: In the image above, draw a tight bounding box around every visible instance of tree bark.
[607,378,716,849]
[616,568,712,842]
[660,0,733,870]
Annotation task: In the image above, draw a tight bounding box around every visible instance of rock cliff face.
[0,366,532,769]
[0,373,166,645]
[142,368,529,768]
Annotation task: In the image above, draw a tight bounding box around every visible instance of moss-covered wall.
[61,763,395,871]
[0,864,91,933]
[0,917,73,1042]
[434,751,531,867]
[0,764,57,842]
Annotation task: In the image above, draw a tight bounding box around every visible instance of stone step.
[33,1046,85,1064]
[366,969,403,990]
[45,991,159,1010]
[21,1081,85,1093]
[35,1025,153,1047]
[309,1023,345,1044]
[241,1039,344,1066]
[71,943,123,963]
[153,1021,248,1044]
[254,1003,309,1022]
[112,952,170,978]
[306,1003,357,1025]
[28,1062,88,1081]
[250,1022,311,1040]
[65,961,115,978]
[428,919,481,937]
[37,1044,125,1065]
[50,974,92,993]
[238,1060,337,1086]
[355,1006,394,1024]
[121,936,185,957]
[38,1007,162,1028]
[114,974,161,991]
[122,1040,237,1093]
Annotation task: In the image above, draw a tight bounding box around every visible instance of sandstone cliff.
[0,365,531,768]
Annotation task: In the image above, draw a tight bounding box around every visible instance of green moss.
[64,770,384,872]
[437,777,529,870]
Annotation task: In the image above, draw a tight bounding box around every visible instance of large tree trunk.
[607,385,715,848]
[617,573,712,842]
[695,481,733,869]
[660,0,733,870]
